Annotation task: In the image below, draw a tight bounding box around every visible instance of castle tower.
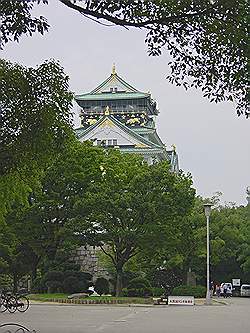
[75,66,179,172]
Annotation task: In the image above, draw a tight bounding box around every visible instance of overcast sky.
[2,1,249,205]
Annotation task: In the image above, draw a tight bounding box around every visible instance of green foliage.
[0,274,12,291]
[44,271,64,283]
[45,280,63,293]
[150,287,165,297]
[2,1,247,115]
[12,141,105,278]
[123,287,152,297]
[127,277,151,289]
[30,277,47,294]
[94,277,109,296]
[0,58,73,223]
[62,276,81,294]
[149,269,183,294]
[126,287,149,297]
[125,277,152,297]
[188,196,250,282]
[58,0,248,116]
[36,269,93,294]
[172,285,206,298]
[69,149,195,295]
[0,0,49,46]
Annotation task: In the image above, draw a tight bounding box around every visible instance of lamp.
[203,202,213,305]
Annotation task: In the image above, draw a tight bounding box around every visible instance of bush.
[127,277,151,289]
[121,287,152,297]
[125,277,152,297]
[151,287,165,297]
[127,287,152,297]
[95,277,109,296]
[172,285,206,298]
[63,276,81,294]
[121,288,128,297]
[0,274,12,291]
[45,280,63,293]
[44,271,64,283]
[62,271,92,292]
[31,277,47,293]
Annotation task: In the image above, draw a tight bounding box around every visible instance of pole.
[206,214,211,305]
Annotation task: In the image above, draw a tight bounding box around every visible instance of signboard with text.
[168,296,194,306]
[232,279,241,286]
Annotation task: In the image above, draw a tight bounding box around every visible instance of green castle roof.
[75,66,150,101]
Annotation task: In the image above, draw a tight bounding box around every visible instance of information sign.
[232,279,241,286]
[168,296,194,306]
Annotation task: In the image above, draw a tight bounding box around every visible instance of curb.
[30,298,223,307]
[30,299,153,306]
[212,298,228,306]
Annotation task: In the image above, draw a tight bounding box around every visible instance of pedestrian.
[216,284,220,297]
[210,281,214,296]
[223,284,228,298]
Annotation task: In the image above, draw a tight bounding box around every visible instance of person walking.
[210,281,214,296]
[216,284,220,297]
[223,284,228,298]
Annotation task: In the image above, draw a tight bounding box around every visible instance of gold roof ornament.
[104,105,110,115]
[171,144,176,152]
[112,63,116,75]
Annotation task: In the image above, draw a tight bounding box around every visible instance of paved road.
[0,297,249,333]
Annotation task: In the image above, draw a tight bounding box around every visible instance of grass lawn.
[29,293,153,304]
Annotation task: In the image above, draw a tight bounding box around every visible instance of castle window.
[97,140,101,145]
[108,139,112,146]
[113,139,118,146]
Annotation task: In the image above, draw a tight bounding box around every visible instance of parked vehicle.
[240,284,250,297]
[220,283,233,297]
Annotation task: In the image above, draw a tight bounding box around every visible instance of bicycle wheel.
[0,297,8,313]
[7,296,17,313]
[16,295,29,312]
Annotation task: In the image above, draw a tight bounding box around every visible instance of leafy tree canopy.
[1,1,247,116]
[184,194,250,282]
[69,149,195,295]
[0,58,73,222]
[14,141,105,270]
[0,0,49,46]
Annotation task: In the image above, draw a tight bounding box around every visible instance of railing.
[80,107,148,115]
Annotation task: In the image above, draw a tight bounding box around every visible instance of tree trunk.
[115,269,123,297]
[13,273,18,293]
[31,266,37,283]
[31,257,40,283]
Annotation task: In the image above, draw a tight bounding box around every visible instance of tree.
[69,149,195,296]
[184,195,250,283]
[13,141,105,280]
[0,58,73,222]
[0,1,247,117]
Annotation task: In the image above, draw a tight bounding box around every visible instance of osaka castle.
[75,65,179,172]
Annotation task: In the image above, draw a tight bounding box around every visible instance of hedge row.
[172,285,206,298]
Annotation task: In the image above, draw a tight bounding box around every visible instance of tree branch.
[100,244,116,266]
[59,0,215,29]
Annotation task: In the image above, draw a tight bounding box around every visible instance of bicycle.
[15,292,30,312]
[0,291,17,313]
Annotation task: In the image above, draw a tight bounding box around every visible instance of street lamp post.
[204,203,213,305]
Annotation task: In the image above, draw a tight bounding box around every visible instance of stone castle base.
[71,246,109,281]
